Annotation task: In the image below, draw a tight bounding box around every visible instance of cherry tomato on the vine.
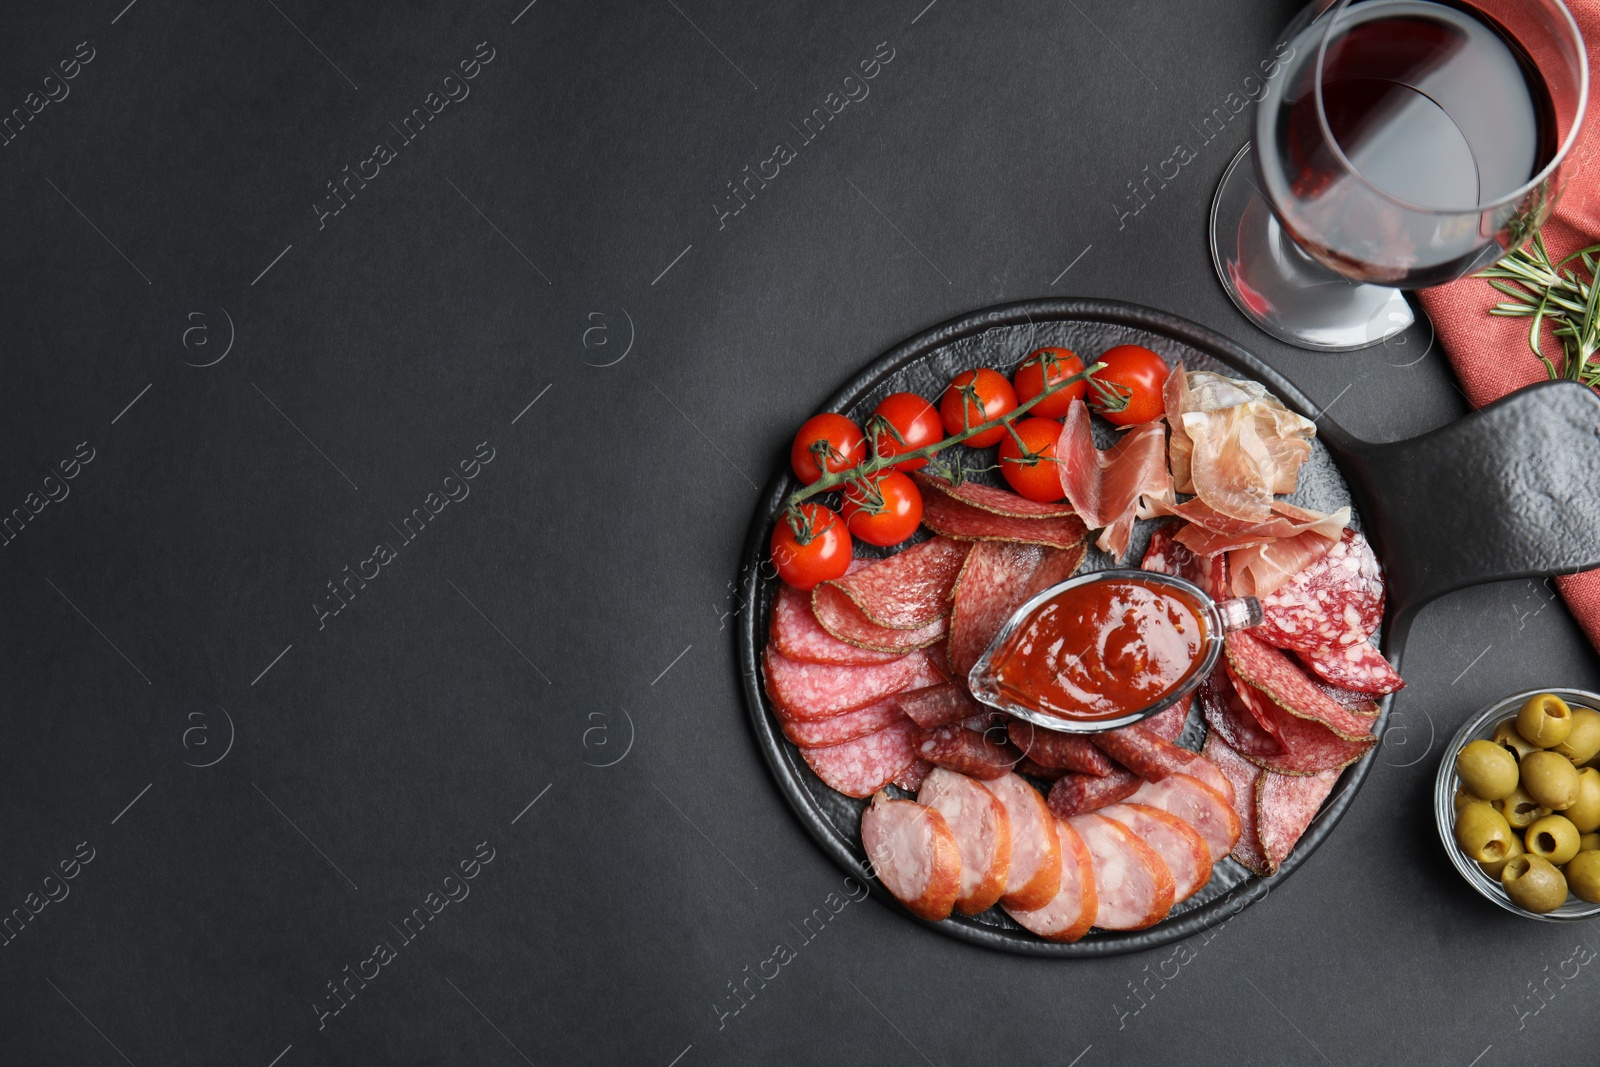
[790,414,866,484]
[998,418,1066,502]
[870,392,942,471]
[842,471,923,547]
[939,368,1017,448]
[1013,347,1087,419]
[1091,345,1170,427]
[771,503,852,589]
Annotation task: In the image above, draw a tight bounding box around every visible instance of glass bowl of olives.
[1434,689,1600,921]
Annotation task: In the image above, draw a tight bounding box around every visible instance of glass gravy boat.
[967,569,1263,734]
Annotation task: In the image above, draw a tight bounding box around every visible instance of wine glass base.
[1209,144,1413,351]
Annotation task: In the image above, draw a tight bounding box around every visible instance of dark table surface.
[3,0,1597,1064]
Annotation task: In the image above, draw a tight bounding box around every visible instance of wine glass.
[1210,0,1589,350]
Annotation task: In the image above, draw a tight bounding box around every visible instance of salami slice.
[919,768,1012,914]
[894,683,982,730]
[1003,818,1096,942]
[1315,681,1382,718]
[811,586,950,653]
[1255,529,1385,652]
[764,646,937,721]
[1225,631,1377,742]
[980,773,1062,910]
[1090,726,1233,802]
[1145,695,1194,742]
[779,697,907,747]
[1008,720,1117,775]
[800,720,921,798]
[860,792,962,920]
[1047,768,1141,818]
[1102,802,1212,903]
[817,537,970,630]
[770,582,902,666]
[1294,640,1405,695]
[948,541,1047,678]
[1228,665,1375,775]
[1256,766,1341,873]
[1199,666,1284,759]
[1200,733,1270,876]
[1127,774,1241,866]
[919,488,1090,549]
[911,473,1082,518]
[892,759,933,793]
[916,724,1021,780]
[1069,813,1176,930]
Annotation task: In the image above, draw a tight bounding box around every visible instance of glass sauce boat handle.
[1217,596,1264,633]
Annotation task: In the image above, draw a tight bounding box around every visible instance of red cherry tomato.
[870,392,943,471]
[1013,348,1087,419]
[771,504,852,589]
[790,414,866,484]
[998,418,1066,502]
[1091,345,1170,426]
[939,368,1017,448]
[842,471,924,547]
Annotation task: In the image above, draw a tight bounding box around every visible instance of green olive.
[1455,788,1480,812]
[1502,855,1569,913]
[1481,833,1524,879]
[1456,802,1515,865]
[1519,693,1574,748]
[1456,739,1520,800]
[1556,707,1600,764]
[1565,851,1600,904]
[1494,719,1539,761]
[1564,768,1600,833]
[1526,814,1583,866]
[1495,786,1549,830]
[1582,833,1600,853]
[1523,751,1581,810]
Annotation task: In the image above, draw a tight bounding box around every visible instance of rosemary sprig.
[1475,230,1600,388]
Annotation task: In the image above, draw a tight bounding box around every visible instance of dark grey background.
[0,1,1595,1065]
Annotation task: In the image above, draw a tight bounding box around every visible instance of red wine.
[1256,0,1558,287]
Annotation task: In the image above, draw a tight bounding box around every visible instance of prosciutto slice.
[1056,400,1174,561]
[1164,498,1348,557]
[1168,370,1317,522]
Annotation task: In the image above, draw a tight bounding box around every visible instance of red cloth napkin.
[1417,0,1600,654]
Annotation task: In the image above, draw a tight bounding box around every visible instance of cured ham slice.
[948,542,1046,677]
[916,724,1021,780]
[1056,401,1174,561]
[1166,499,1349,557]
[779,697,908,747]
[763,646,940,721]
[1048,768,1141,817]
[770,582,902,666]
[1257,767,1342,873]
[1226,631,1378,741]
[1227,665,1374,775]
[918,768,1012,914]
[914,476,1089,549]
[1167,370,1317,522]
[1295,641,1405,695]
[1069,814,1176,930]
[1254,529,1386,650]
[1004,818,1096,941]
[894,683,982,730]
[980,773,1062,910]
[1201,733,1271,876]
[816,537,970,630]
[800,720,921,798]
[1128,774,1241,866]
[1008,720,1117,776]
[1090,726,1233,803]
[860,792,962,920]
[1102,802,1212,903]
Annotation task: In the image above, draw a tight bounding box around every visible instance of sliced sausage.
[1068,813,1176,930]
[1101,802,1212,903]
[894,683,981,729]
[1128,773,1242,867]
[918,767,1011,914]
[1004,818,1097,942]
[799,720,920,798]
[1007,720,1117,776]
[1090,725,1234,802]
[860,792,961,921]
[916,724,1021,780]
[1047,768,1141,818]
[979,773,1061,911]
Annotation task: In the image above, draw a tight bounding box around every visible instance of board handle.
[1324,380,1600,632]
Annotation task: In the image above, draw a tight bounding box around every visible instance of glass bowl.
[1433,687,1600,921]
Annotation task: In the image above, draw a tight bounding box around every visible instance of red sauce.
[988,577,1208,722]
